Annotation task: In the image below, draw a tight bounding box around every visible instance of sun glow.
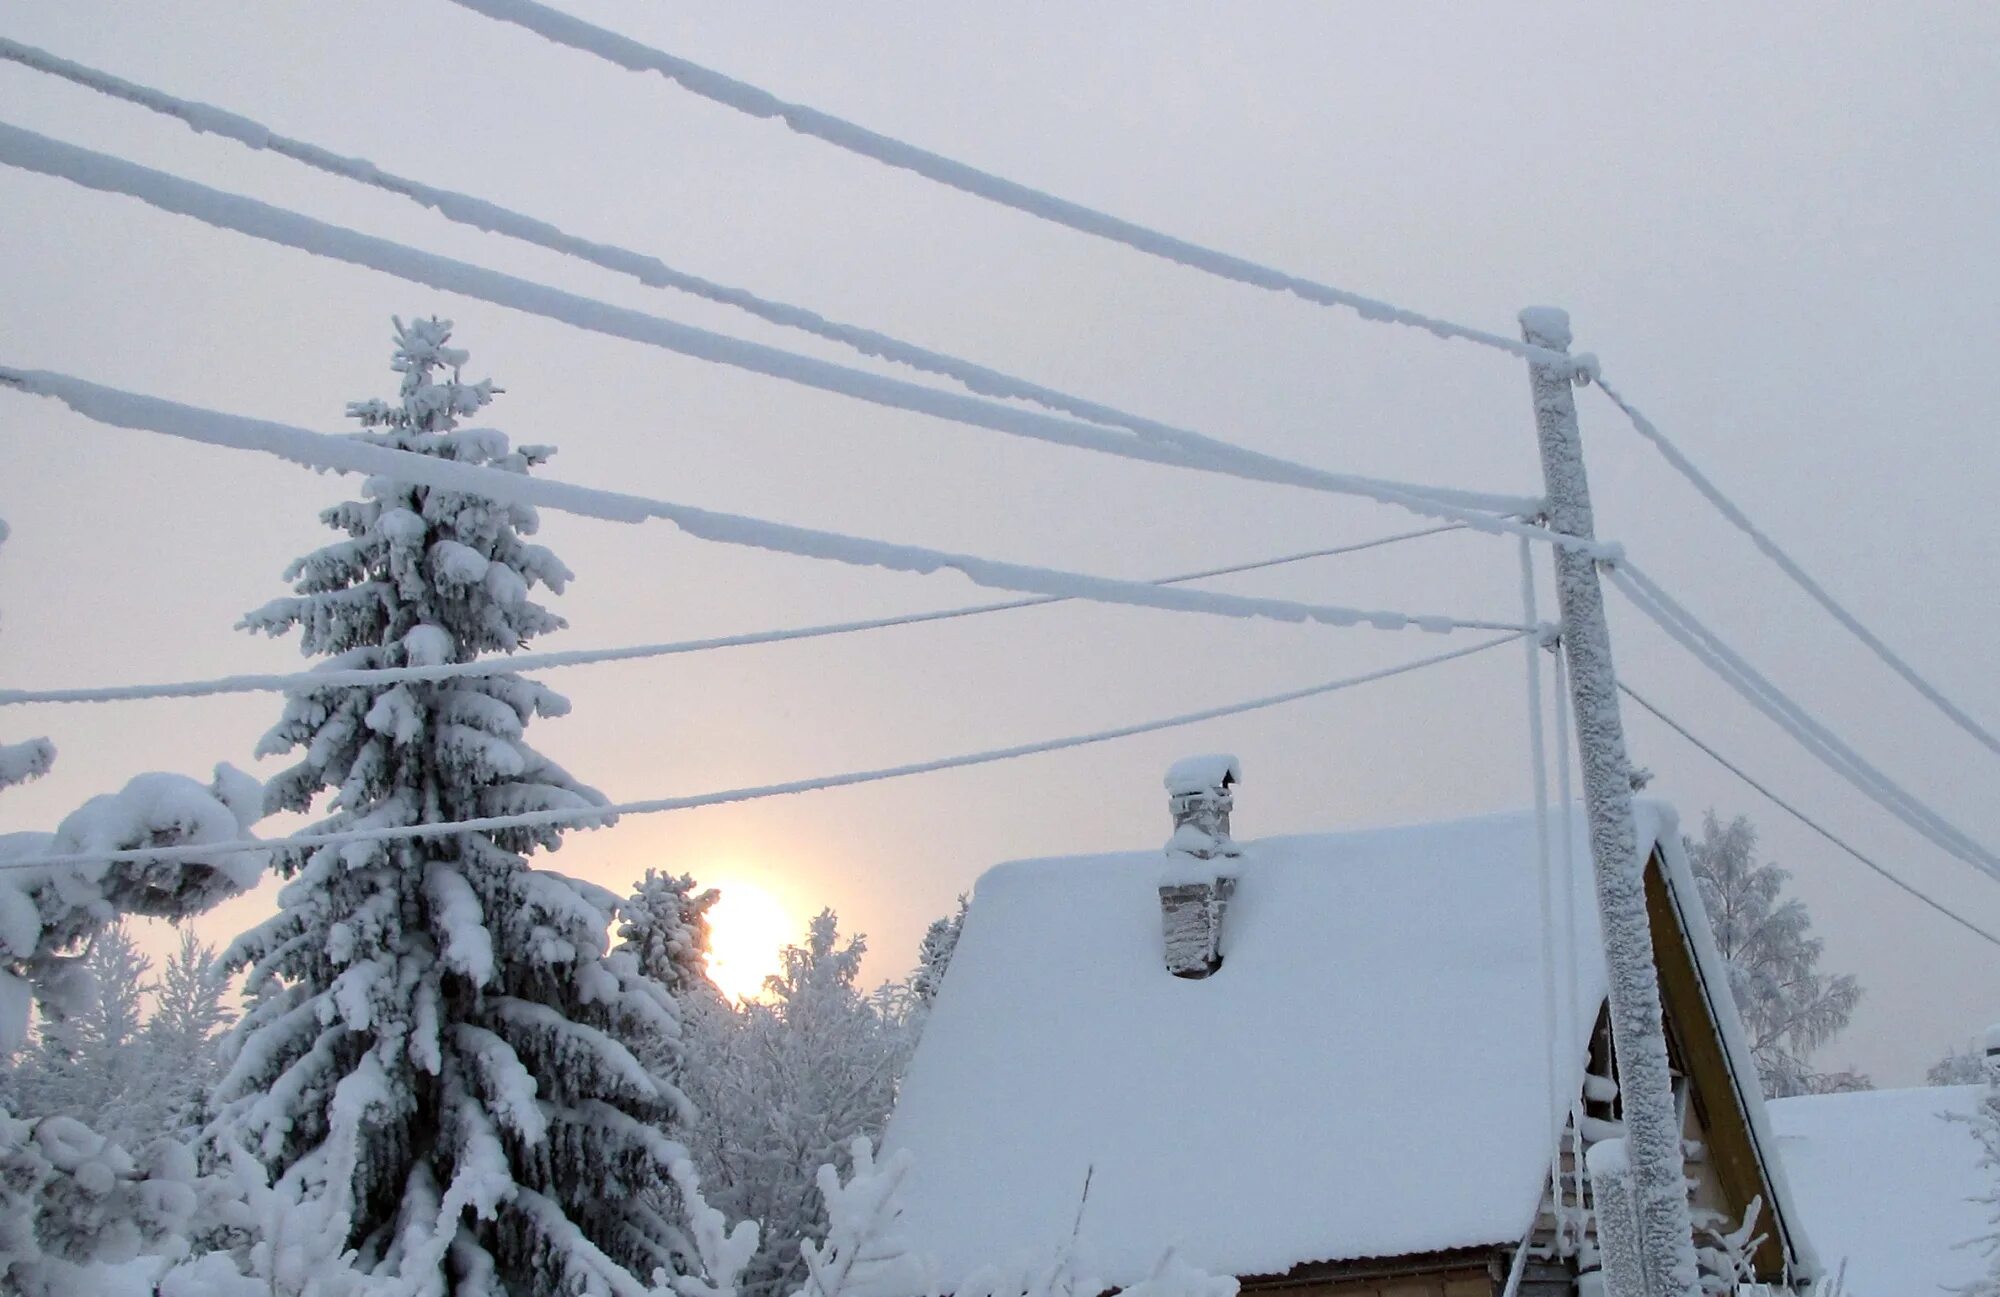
[704,878,796,1003]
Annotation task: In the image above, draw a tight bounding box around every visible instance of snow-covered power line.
[0,121,1582,552]
[1594,376,2000,761]
[1614,561,2000,875]
[0,525,1466,707]
[0,39,1533,521]
[1607,562,2000,879]
[0,631,1527,873]
[442,0,1572,368]
[0,365,1530,638]
[1618,679,2000,951]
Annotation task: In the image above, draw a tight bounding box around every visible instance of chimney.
[1986,1023,2000,1079]
[1159,755,1241,978]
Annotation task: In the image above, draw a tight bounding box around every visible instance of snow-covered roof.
[1768,1085,1987,1297]
[886,801,1776,1289]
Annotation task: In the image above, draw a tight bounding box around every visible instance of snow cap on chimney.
[1164,754,1241,864]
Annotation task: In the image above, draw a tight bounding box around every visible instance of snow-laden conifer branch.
[441,0,1572,367]
[0,38,1532,520]
[1617,679,2000,949]
[667,1159,759,1297]
[796,1139,922,1297]
[0,365,1533,640]
[0,630,1525,873]
[1595,376,2000,760]
[0,122,1571,540]
[0,524,1467,707]
[1609,563,2000,878]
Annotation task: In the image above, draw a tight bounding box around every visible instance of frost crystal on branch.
[214,318,687,1295]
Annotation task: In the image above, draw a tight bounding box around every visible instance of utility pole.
[1520,307,1699,1297]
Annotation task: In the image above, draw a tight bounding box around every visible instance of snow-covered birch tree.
[214,317,688,1295]
[682,910,910,1297]
[1686,812,1867,1098]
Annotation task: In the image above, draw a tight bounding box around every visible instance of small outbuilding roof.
[886,800,1803,1289]
[1769,1084,1988,1297]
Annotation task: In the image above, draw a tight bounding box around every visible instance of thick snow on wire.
[443,0,1573,367]
[0,121,1583,548]
[0,38,1533,521]
[0,632,1525,875]
[1609,563,2000,879]
[0,366,1532,642]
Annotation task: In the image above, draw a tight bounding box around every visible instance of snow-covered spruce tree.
[9,924,156,1142]
[216,318,687,1294]
[620,869,723,1010]
[146,931,237,1141]
[1686,811,1867,1098]
[683,911,909,1297]
[907,895,967,1010]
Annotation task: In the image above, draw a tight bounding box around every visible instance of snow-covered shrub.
[0,1108,203,1295]
[216,317,689,1295]
[1691,1195,1765,1295]
[1932,1041,1990,1087]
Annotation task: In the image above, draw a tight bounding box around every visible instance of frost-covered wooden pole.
[1520,307,1699,1297]
[1585,1140,1647,1297]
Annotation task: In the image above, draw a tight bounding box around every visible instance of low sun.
[704,878,796,1003]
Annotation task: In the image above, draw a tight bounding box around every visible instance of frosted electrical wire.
[442,0,1572,368]
[0,365,1529,638]
[0,38,1532,520]
[1607,563,2000,878]
[1595,377,2000,760]
[1517,536,1564,1248]
[1619,679,2000,950]
[0,525,1466,707]
[1614,561,1997,871]
[0,631,1526,873]
[0,121,1586,551]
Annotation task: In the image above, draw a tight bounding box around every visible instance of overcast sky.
[2,1,1996,1084]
